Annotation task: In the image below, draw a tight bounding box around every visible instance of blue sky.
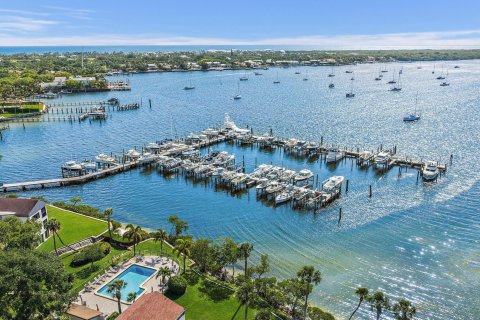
[1,0,480,48]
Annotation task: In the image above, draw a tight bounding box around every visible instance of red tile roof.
[66,304,103,320]
[0,198,44,218]
[117,292,185,320]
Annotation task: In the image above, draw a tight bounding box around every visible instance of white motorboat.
[326,148,345,163]
[80,161,97,172]
[374,151,390,166]
[322,176,344,192]
[138,153,156,165]
[275,186,294,204]
[294,169,313,184]
[202,128,219,136]
[145,142,161,153]
[256,178,269,191]
[266,181,284,194]
[252,164,273,178]
[422,161,439,181]
[126,149,141,160]
[280,169,296,181]
[95,154,115,164]
[62,160,83,171]
[358,151,373,166]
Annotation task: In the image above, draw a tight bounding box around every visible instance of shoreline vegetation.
[1,49,479,100]
[0,196,418,319]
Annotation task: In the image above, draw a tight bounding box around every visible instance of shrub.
[106,311,119,320]
[167,275,187,295]
[70,242,110,267]
[308,306,335,320]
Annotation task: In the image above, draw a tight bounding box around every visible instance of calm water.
[1,61,480,319]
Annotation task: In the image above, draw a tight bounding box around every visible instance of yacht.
[322,176,344,192]
[374,151,390,166]
[326,148,345,163]
[223,114,250,135]
[421,161,440,181]
[294,169,313,185]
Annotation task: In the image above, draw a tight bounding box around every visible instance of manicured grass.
[38,205,108,252]
[166,271,255,320]
[61,245,130,291]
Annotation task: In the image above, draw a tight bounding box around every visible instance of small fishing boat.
[256,178,269,191]
[440,82,450,86]
[322,176,344,192]
[266,181,285,194]
[275,186,294,204]
[254,71,262,75]
[454,65,460,68]
[239,76,248,81]
[295,71,301,74]
[326,148,345,163]
[375,77,381,81]
[345,70,353,73]
[329,83,335,88]
[403,114,420,122]
[421,161,439,181]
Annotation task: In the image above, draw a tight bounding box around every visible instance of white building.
[0,198,49,241]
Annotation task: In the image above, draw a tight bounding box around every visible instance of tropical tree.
[367,291,390,320]
[156,266,172,292]
[104,208,114,244]
[238,242,253,277]
[236,279,256,320]
[255,254,270,278]
[173,238,192,274]
[69,196,82,206]
[44,218,61,255]
[123,224,143,256]
[278,278,304,320]
[0,216,41,250]
[167,214,189,238]
[349,287,369,320]
[153,228,168,256]
[127,292,137,303]
[107,279,127,314]
[392,299,416,320]
[297,266,322,320]
[221,237,238,280]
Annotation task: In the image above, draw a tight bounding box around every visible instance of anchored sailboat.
[346,78,355,98]
[403,92,420,122]
[184,77,195,90]
[233,81,242,100]
[273,71,280,84]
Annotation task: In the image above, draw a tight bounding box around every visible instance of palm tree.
[349,287,369,320]
[104,208,114,244]
[156,266,172,293]
[127,292,137,303]
[238,242,253,277]
[367,291,390,320]
[123,224,143,256]
[392,299,416,320]
[297,266,322,320]
[236,280,255,320]
[44,218,61,255]
[107,279,127,314]
[153,228,168,256]
[70,196,82,206]
[173,238,192,274]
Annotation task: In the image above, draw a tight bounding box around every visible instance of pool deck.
[75,255,180,316]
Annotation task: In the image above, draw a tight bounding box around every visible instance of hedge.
[167,275,187,295]
[70,242,111,267]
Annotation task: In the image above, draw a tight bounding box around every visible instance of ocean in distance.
[1,58,479,319]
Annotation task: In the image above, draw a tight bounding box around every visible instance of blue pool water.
[97,264,155,301]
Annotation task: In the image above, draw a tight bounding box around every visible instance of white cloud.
[0,30,480,49]
[0,15,58,33]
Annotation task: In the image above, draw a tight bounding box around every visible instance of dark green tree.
[348,287,369,320]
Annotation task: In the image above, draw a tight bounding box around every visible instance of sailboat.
[184,78,195,90]
[346,78,355,98]
[436,65,445,80]
[390,71,402,91]
[387,69,396,84]
[432,64,436,74]
[328,67,335,77]
[403,92,421,122]
[303,70,309,81]
[440,70,450,86]
[273,71,280,84]
[233,82,242,100]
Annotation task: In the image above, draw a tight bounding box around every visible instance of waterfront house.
[0,198,49,241]
[66,304,105,320]
[116,292,185,320]
[40,76,67,89]
[147,64,159,71]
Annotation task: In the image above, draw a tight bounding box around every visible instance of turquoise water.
[1,61,480,319]
[97,264,155,301]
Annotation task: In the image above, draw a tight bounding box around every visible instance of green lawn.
[38,205,108,252]
[166,272,255,320]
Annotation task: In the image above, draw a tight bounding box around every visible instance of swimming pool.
[97,264,156,302]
